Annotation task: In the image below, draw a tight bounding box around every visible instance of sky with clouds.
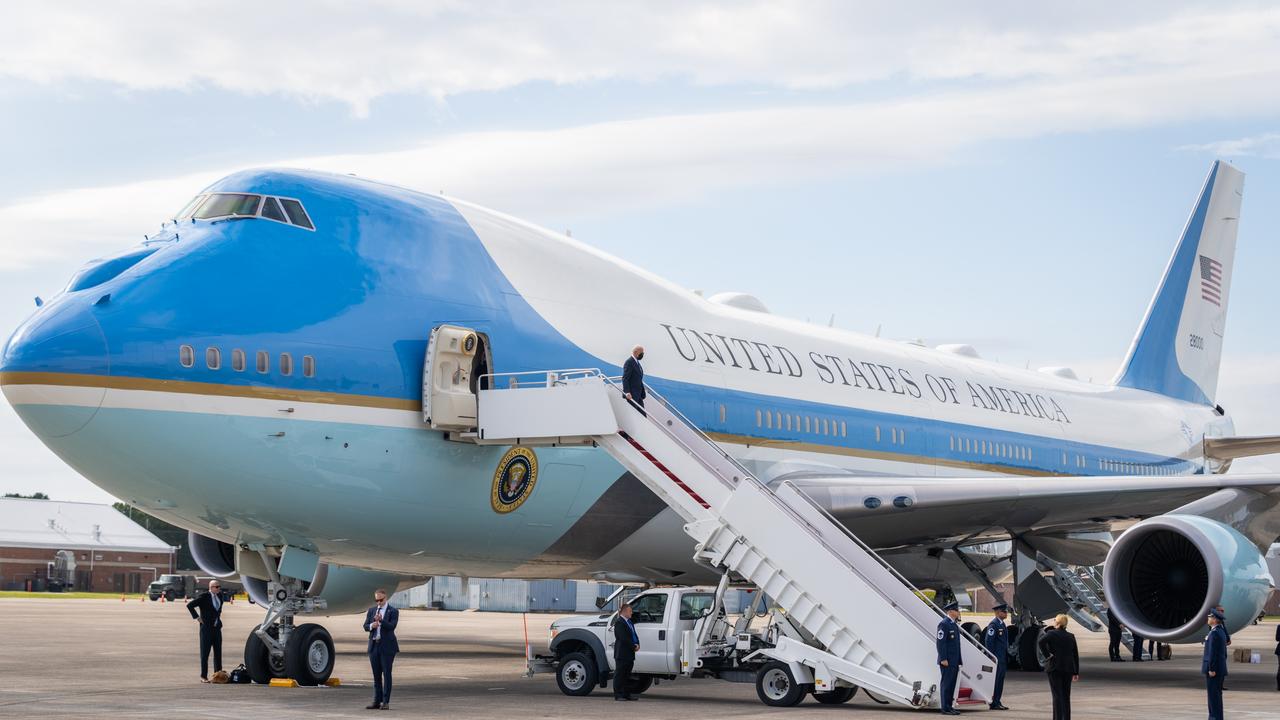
[2,1,1278,502]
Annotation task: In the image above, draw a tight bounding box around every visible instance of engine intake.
[188,531,237,578]
[1103,514,1272,642]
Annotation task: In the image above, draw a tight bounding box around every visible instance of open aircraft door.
[423,324,489,430]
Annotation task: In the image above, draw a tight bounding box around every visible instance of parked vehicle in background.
[148,574,195,601]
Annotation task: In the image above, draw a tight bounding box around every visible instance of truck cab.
[543,587,717,695]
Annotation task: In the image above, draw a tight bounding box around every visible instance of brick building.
[0,497,176,593]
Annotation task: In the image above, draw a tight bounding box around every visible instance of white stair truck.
[474,369,998,709]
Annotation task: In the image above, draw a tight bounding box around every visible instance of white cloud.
[4,41,1280,270]
[1180,132,1280,159]
[1,3,1279,114]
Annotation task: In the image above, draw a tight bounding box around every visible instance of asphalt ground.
[1,597,1278,719]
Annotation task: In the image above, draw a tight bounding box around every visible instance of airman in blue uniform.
[1203,608,1228,720]
[937,601,963,716]
[983,603,1011,710]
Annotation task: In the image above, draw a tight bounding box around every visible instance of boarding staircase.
[472,369,997,709]
[1039,554,1137,655]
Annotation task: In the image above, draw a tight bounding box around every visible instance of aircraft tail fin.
[1114,161,1244,405]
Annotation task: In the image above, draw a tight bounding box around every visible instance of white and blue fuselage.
[0,168,1234,585]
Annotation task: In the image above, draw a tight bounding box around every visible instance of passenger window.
[279,198,314,230]
[280,353,293,376]
[755,409,762,427]
[680,593,716,620]
[840,421,846,437]
[179,345,194,368]
[231,349,246,372]
[261,197,287,223]
[205,347,221,370]
[765,412,772,430]
[303,355,315,378]
[628,594,668,625]
[256,351,269,374]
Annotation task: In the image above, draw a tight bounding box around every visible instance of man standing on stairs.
[936,601,963,716]
[622,345,646,416]
[983,604,1010,710]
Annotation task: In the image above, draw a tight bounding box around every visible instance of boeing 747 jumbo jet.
[3,161,1279,691]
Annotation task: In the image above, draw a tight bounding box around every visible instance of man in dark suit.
[935,601,962,716]
[613,602,639,701]
[622,346,646,416]
[1106,609,1124,661]
[1273,621,1279,691]
[363,589,399,710]
[186,580,224,683]
[1204,609,1228,720]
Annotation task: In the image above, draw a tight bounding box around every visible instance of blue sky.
[2,2,1279,501]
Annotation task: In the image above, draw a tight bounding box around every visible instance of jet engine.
[1103,514,1273,642]
[188,531,237,578]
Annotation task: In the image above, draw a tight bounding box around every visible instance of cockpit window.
[194,193,261,219]
[175,195,205,220]
[279,198,314,230]
[261,196,287,223]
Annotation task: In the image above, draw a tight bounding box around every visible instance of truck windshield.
[159,575,181,582]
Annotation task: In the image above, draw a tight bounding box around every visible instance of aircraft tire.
[284,623,335,686]
[1016,627,1043,672]
[244,626,285,684]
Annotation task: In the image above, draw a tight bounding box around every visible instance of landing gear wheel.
[284,623,335,686]
[625,675,653,696]
[756,661,807,707]
[244,626,285,684]
[1017,626,1043,672]
[555,652,597,696]
[812,686,857,704]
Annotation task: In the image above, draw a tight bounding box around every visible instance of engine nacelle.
[1104,514,1273,642]
[188,531,237,578]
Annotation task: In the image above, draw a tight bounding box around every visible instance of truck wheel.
[164,590,174,601]
[555,652,597,696]
[813,686,857,704]
[244,626,285,684]
[756,661,807,707]
[284,623,335,686]
[625,675,653,696]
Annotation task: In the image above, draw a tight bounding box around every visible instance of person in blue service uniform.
[983,603,1011,710]
[936,601,963,716]
[363,589,400,710]
[1204,608,1228,720]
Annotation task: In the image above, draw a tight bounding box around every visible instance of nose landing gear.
[243,572,333,685]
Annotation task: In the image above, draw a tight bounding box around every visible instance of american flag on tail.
[1200,255,1222,306]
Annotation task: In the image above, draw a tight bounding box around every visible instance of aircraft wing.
[787,473,1280,550]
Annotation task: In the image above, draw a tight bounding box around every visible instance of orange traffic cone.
[160,595,166,603]
[121,594,126,601]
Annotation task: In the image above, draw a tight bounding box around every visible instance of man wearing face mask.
[622,346,647,416]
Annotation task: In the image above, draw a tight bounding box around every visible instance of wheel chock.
[324,678,341,687]
[269,678,299,688]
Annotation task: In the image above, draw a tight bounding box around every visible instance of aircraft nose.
[1,299,109,438]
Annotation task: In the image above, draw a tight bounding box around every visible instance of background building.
[0,497,176,592]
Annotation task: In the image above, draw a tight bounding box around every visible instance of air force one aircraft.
[3,160,1279,678]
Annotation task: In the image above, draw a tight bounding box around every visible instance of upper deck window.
[194,193,261,220]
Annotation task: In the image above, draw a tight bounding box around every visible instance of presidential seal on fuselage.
[491,446,538,513]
